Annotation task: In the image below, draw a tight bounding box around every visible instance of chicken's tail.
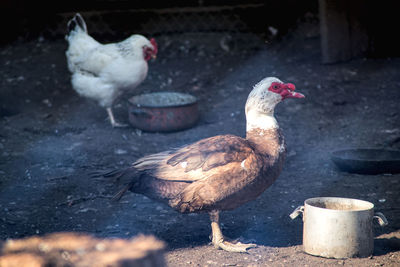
[67,13,87,34]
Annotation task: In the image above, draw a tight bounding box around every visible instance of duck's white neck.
[246,110,278,132]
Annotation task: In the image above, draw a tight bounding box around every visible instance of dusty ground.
[0,21,399,266]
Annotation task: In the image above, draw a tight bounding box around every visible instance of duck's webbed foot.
[209,210,257,253]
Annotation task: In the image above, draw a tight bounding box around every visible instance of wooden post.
[319,0,369,64]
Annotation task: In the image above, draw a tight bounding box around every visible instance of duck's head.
[245,77,304,130]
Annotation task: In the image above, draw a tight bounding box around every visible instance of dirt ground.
[0,20,399,266]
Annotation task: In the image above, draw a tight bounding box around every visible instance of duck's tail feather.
[112,181,135,201]
[91,166,137,201]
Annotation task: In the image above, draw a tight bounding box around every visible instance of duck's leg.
[209,210,257,253]
[106,107,127,128]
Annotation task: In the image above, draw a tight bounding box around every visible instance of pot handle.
[373,212,388,227]
[130,109,152,119]
[289,206,304,220]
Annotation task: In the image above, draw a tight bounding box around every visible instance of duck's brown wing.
[133,134,255,183]
[130,134,267,212]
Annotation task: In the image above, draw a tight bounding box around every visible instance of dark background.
[1,0,400,57]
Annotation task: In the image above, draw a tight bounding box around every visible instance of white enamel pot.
[290,197,388,259]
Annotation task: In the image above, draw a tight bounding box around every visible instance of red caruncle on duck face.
[268,82,305,100]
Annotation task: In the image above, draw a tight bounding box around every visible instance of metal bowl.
[128,92,199,132]
[331,148,400,174]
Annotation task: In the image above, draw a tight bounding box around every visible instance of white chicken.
[65,13,158,127]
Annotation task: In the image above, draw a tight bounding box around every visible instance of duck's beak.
[287,91,305,99]
[283,83,305,99]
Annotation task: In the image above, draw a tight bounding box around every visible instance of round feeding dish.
[128,92,199,132]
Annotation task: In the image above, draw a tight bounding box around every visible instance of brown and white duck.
[111,77,305,252]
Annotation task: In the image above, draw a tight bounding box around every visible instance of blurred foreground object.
[0,233,165,267]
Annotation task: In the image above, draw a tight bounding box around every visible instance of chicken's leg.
[106,107,127,128]
[209,210,256,253]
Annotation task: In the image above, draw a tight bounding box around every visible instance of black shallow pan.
[331,148,400,174]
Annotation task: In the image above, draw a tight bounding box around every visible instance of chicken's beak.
[151,54,157,59]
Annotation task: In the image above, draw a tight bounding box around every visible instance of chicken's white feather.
[65,14,157,126]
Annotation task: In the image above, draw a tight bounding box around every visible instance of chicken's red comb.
[150,38,158,55]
